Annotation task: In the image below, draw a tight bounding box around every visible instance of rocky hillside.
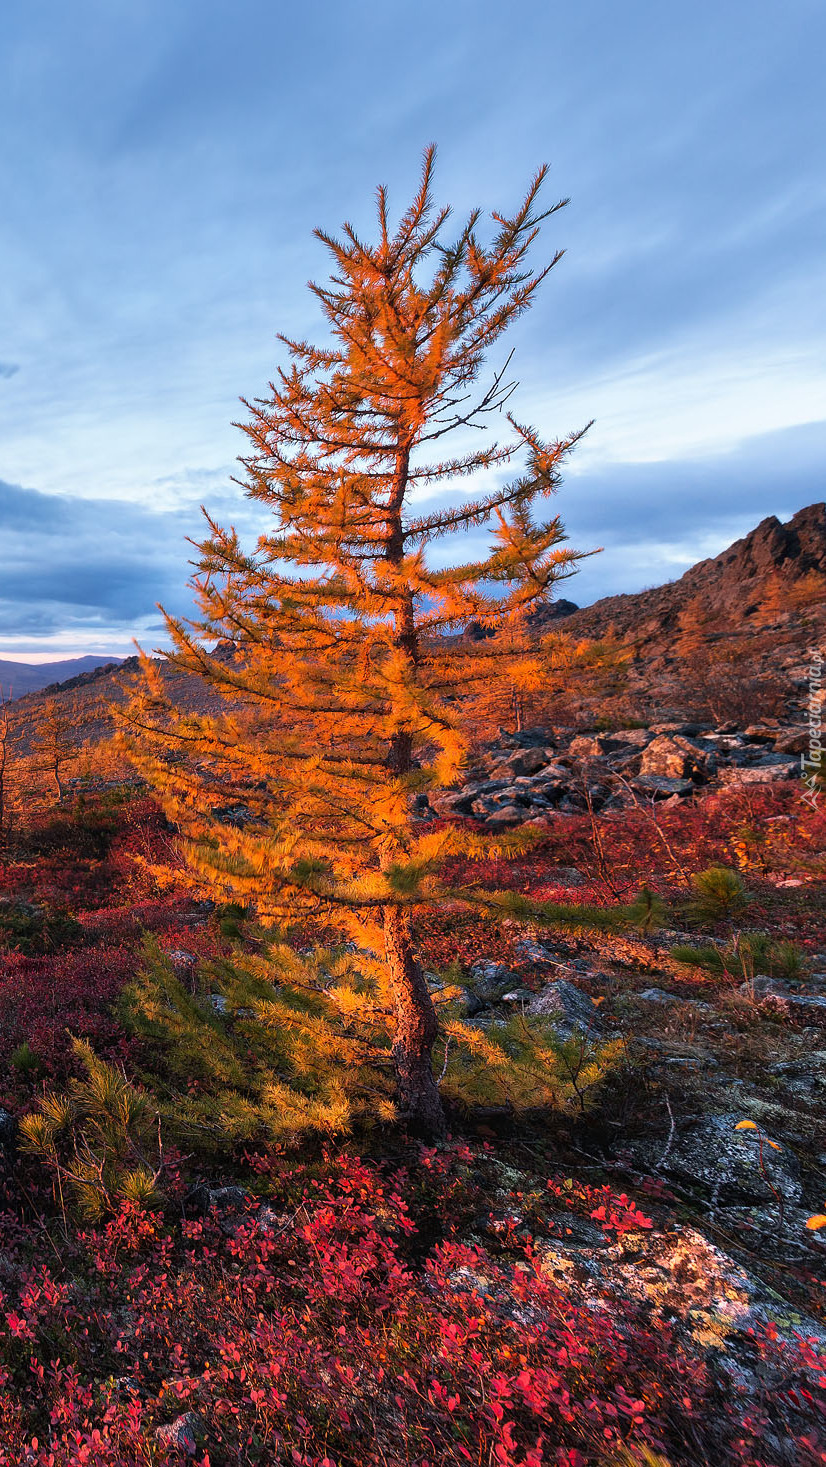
[8,503,824,777]
[542,502,826,646]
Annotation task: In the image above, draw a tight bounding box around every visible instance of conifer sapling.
[123,149,588,1134]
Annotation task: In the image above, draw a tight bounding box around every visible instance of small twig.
[655,1093,677,1172]
[437,1036,453,1086]
[580,767,623,898]
[610,767,691,883]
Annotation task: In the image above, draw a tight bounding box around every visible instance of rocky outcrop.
[426,717,804,827]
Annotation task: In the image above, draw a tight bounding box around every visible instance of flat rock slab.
[632,774,695,797]
[635,1112,801,1205]
[719,764,797,784]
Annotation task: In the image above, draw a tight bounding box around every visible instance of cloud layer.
[0,0,824,654]
[2,418,822,656]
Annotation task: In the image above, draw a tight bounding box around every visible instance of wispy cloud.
[0,0,823,652]
[1,417,822,657]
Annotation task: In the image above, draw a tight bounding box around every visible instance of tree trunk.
[383,903,445,1136]
[381,440,445,1134]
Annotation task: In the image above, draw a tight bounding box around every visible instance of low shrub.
[0,898,84,954]
[9,1041,41,1078]
[0,1151,821,1466]
[671,933,811,983]
[0,946,135,1088]
[686,865,748,925]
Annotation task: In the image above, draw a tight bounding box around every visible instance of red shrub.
[0,1153,821,1467]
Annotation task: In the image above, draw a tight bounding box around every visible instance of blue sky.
[1,0,824,659]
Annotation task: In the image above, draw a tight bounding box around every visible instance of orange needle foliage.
[122,149,587,1133]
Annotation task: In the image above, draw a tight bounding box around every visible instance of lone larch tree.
[123,149,588,1133]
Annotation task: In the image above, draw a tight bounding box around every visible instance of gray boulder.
[204,993,229,1015]
[751,751,800,768]
[165,948,198,973]
[186,1183,251,1217]
[639,734,711,780]
[739,974,782,997]
[604,728,653,748]
[719,763,796,784]
[468,960,516,1004]
[156,1413,201,1454]
[774,728,808,755]
[568,734,611,760]
[529,763,571,783]
[527,979,603,1037]
[494,747,553,777]
[544,865,586,888]
[431,789,475,816]
[484,803,526,826]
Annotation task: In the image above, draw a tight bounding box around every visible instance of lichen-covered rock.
[155,1412,201,1454]
[165,948,199,973]
[490,747,552,778]
[604,727,654,748]
[739,974,783,997]
[186,1183,251,1216]
[538,1219,826,1359]
[544,865,586,888]
[774,728,809,754]
[467,960,516,1004]
[567,733,611,761]
[632,773,695,798]
[719,763,797,784]
[483,803,526,826]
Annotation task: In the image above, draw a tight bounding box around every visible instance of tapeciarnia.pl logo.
[801,647,823,810]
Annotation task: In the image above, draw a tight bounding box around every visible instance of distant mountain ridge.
[0,655,124,701]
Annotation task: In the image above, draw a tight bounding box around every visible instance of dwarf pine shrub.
[686,865,748,924]
[625,885,668,933]
[19,1037,162,1220]
[10,1040,41,1077]
[671,933,809,982]
[768,939,810,983]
